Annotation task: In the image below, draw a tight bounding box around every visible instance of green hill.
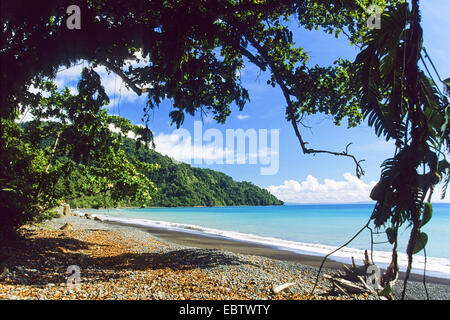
[68,137,283,208]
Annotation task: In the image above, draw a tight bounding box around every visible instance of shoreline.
[78,206,450,282]
[2,215,449,300]
[106,220,450,287]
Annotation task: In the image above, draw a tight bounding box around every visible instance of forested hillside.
[68,137,283,208]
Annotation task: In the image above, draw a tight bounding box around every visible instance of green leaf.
[378,282,392,297]
[444,78,450,88]
[441,106,450,138]
[386,227,396,244]
[412,232,428,254]
[421,203,432,227]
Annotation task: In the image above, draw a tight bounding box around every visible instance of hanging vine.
[312,0,449,299]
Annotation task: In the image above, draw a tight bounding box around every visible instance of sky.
[40,1,450,204]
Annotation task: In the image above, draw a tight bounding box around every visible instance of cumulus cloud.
[236,114,250,120]
[152,127,278,174]
[54,55,148,108]
[266,173,378,204]
[266,173,450,204]
[153,130,234,164]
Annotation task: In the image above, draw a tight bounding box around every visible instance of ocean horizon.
[79,203,450,280]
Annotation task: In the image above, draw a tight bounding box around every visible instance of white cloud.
[153,130,193,162]
[266,173,378,204]
[267,173,450,204]
[56,63,84,80]
[152,128,279,172]
[236,114,250,120]
[108,124,139,140]
[153,130,234,164]
[54,59,145,108]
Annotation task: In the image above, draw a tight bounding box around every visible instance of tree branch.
[97,59,147,96]
[289,116,365,178]
[236,46,267,72]
[243,35,366,178]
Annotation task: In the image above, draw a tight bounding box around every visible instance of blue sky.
[50,1,450,203]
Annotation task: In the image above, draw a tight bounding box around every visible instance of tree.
[2,0,447,298]
[0,68,156,239]
[352,0,449,298]
[1,0,391,237]
[311,1,449,299]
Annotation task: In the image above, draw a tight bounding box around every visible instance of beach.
[0,215,449,300]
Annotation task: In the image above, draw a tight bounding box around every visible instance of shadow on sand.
[1,231,253,286]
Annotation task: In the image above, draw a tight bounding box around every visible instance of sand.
[0,216,448,300]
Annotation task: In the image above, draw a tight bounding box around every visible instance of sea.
[77,203,450,280]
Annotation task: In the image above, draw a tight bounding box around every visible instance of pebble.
[1,216,448,300]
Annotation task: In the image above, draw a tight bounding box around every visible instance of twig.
[311,217,372,295]
[422,47,444,83]
[334,282,351,297]
[98,59,149,96]
[246,36,366,178]
[422,245,429,300]
[45,131,61,173]
[366,226,374,263]
[289,115,366,178]
[216,19,367,178]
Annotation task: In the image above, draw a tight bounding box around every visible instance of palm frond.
[354,3,410,141]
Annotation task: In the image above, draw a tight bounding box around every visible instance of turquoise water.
[86,203,450,278]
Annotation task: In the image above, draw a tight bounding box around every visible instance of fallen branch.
[272,282,296,294]
[322,252,397,299]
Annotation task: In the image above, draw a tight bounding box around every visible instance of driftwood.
[324,250,395,299]
[272,282,296,294]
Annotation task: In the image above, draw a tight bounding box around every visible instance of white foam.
[87,212,450,280]
[71,210,84,216]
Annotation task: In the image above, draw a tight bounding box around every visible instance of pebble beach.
[0,215,448,300]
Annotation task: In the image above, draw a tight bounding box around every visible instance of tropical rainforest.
[1,0,449,298]
[61,134,284,208]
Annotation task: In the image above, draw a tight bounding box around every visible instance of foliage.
[124,138,284,207]
[1,0,400,126]
[1,0,445,297]
[351,1,449,298]
[66,137,283,208]
[0,119,54,239]
[0,71,154,239]
[0,0,389,237]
